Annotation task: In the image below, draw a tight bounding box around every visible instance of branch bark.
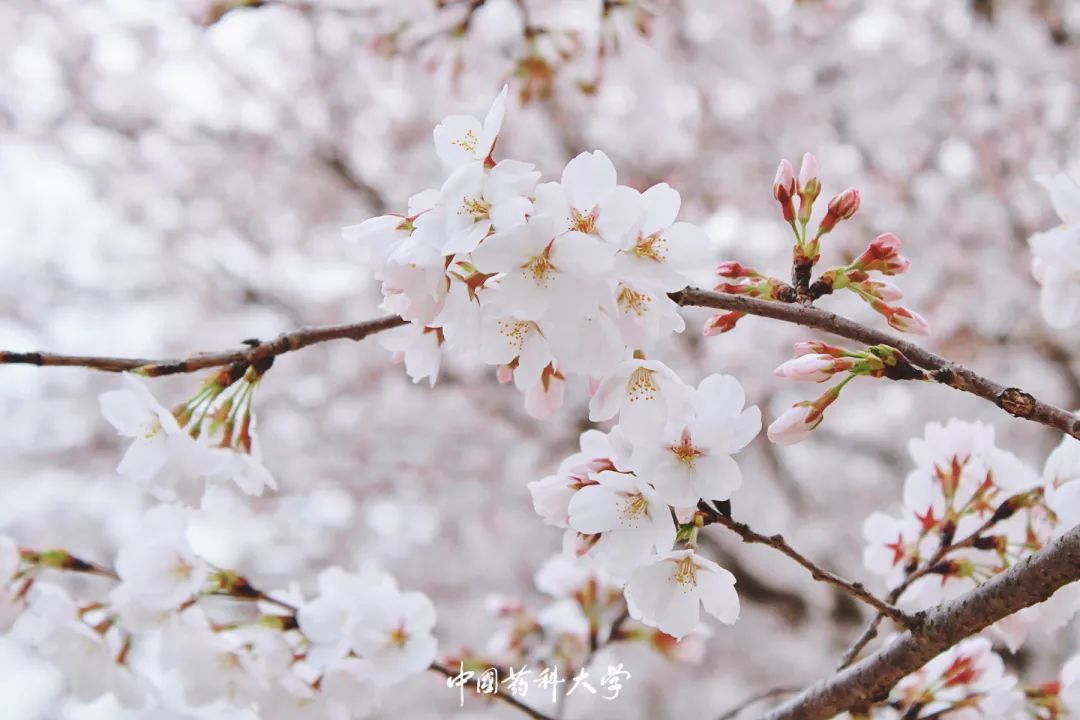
[0,315,406,376]
[760,522,1080,720]
[670,288,1080,440]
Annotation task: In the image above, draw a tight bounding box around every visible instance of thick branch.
[761,522,1080,720]
[0,316,406,377]
[671,288,1080,440]
[698,504,911,627]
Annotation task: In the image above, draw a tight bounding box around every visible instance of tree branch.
[670,288,1080,440]
[760,522,1080,720]
[697,503,912,627]
[0,315,406,376]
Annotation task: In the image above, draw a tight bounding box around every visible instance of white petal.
[562,151,617,211]
[567,485,621,534]
[640,183,681,233]
[696,561,740,625]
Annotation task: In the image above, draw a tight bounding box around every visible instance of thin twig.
[0,315,405,376]
[670,288,1080,440]
[430,662,556,720]
[698,503,912,627]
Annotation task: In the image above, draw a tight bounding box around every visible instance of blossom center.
[668,429,704,469]
[617,493,649,527]
[617,286,652,317]
[672,556,698,591]
[461,196,491,221]
[169,559,193,582]
[522,252,555,287]
[389,626,409,648]
[497,320,534,352]
[630,232,668,262]
[626,366,657,403]
[569,207,599,235]
[452,129,478,154]
[141,417,163,440]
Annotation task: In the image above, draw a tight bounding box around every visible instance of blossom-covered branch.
[761,521,1080,720]
[672,288,1080,440]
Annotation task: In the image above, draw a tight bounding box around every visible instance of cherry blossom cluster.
[1029,171,1080,330]
[857,637,1080,719]
[863,420,1080,651]
[528,364,760,639]
[0,506,437,717]
[100,370,276,505]
[349,86,710,419]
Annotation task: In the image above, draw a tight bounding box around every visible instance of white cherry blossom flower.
[589,358,690,441]
[629,374,760,507]
[610,280,687,351]
[40,622,149,709]
[439,159,538,255]
[350,587,438,686]
[567,470,675,575]
[1044,435,1080,531]
[611,183,713,292]
[470,213,615,321]
[1029,172,1080,329]
[623,549,739,639]
[380,323,444,387]
[161,607,266,707]
[110,505,206,626]
[99,374,202,483]
[432,85,508,170]
[532,151,638,243]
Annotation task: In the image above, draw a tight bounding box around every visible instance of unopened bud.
[703,311,745,336]
[818,188,860,234]
[716,261,759,278]
[773,159,797,223]
[886,306,930,336]
[797,152,821,225]
[773,354,855,383]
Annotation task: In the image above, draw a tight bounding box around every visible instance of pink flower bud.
[859,280,904,302]
[716,261,757,278]
[703,311,745,336]
[855,233,911,275]
[767,405,818,445]
[819,188,860,234]
[793,340,848,357]
[773,159,797,223]
[773,354,850,382]
[887,307,931,336]
[798,152,820,194]
[773,159,796,200]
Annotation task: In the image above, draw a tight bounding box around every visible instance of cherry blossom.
[1044,435,1080,531]
[588,358,690,440]
[628,374,760,507]
[566,470,676,575]
[1029,172,1080,329]
[623,549,739,639]
[432,84,508,170]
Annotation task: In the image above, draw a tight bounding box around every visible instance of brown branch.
[760,522,1080,720]
[698,504,912,627]
[0,315,406,377]
[670,288,1080,440]
[430,662,556,720]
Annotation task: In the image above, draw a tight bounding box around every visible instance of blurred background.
[1,0,1079,717]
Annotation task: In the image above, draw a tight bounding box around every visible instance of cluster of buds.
[172,359,269,456]
[703,262,796,335]
[767,342,925,444]
[815,233,929,335]
[773,153,860,277]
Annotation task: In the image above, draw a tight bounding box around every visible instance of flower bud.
[773,159,797,222]
[854,233,910,275]
[818,187,860,234]
[716,261,759,278]
[857,280,904,302]
[887,306,930,336]
[773,354,854,382]
[793,340,849,357]
[767,404,818,445]
[797,152,821,225]
[703,311,745,336]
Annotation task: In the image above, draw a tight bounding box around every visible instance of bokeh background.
[1,0,1079,717]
